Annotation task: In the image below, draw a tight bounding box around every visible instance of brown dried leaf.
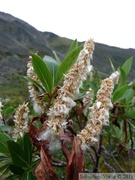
[60,132,71,142]
[60,132,73,161]
[29,117,43,149]
[66,137,85,180]
[61,141,70,162]
[29,116,49,151]
[35,147,58,180]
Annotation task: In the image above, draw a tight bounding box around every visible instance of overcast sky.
[1,0,135,49]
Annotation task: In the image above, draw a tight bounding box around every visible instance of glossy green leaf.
[52,50,61,63]
[0,154,9,161]
[17,136,23,148]
[118,67,126,87]
[23,133,32,165]
[9,164,24,175]
[4,107,14,116]
[43,55,60,84]
[125,88,134,104]
[56,43,83,84]
[43,55,60,74]
[67,39,78,54]
[31,53,53,94]
[1,164,10,176]
[0,132,12,154]
[24,76,45,93]
[7,141,28,167]
[0,125,12,132]
[114,88,133,102]
[0,164,9,172]
[5,174,19,180]
[125,107,135,118]
[22,172,36,180]
[122,56,133,75]
[112,84,129,102]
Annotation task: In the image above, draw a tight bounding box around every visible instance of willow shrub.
[0,39,135,180]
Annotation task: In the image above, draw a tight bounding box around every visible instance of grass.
[0,79,28,107]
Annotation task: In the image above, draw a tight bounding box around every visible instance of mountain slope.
[0,11,135,84]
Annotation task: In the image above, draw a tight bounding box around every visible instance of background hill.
[0,12,135,103]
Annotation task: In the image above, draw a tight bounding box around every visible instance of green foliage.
[56,43,83,84]
[112,84,129,102]
[28,40,83,95]
[102,56,135,173]
[0,81,28,107]
[7,139,30,167]
[23,133,32,165]
[113,57,135,103]
[122,56,133,75]
[125,107,135,118]
[0,125,12,132]
[118,67,126,86]
[43,55,60,76]
[24,76,45,93]
[0,39,135,179]
[0,133,37,179]
[67,39,78,54]
[0,133,12,154]
[31,53,54,94]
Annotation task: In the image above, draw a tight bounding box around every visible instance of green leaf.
[0,132,12,154]
[84,80,98,92]
[67,39,78,54]
[0,125,12,132]
[23,133,32,165]
[125,88,134,104]
[43,55,60,74]
[56,43,83,84]
[4,107,14,117]
[114,88,132,102]
[122,56,133,75]
[108,58,115,72]
[24,76,45,93]
[1,164,10,176]
[9,164,24,175]
[127,120,135,129]
[125,107,135,118]
[30,159,39,169]
[113,84,129,102]
[43,55,60,85]
[31,53,53,94]
[118,67,126,87]
[0,164,9,172]
[22,172,36,180]
[7,141,28,167]
[0,154,9,161]
[17,136,23,148]
[5,174,19,180]
[52,50,61,63]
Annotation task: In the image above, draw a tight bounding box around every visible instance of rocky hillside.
[0,12,135,84]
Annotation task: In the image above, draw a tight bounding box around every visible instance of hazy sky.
[1,0,135,49]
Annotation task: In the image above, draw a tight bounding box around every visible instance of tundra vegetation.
[0,39,135,180]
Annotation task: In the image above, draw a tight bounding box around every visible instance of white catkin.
[12,102,29,141]
[77,71,120,150]
[39,39,95,139]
